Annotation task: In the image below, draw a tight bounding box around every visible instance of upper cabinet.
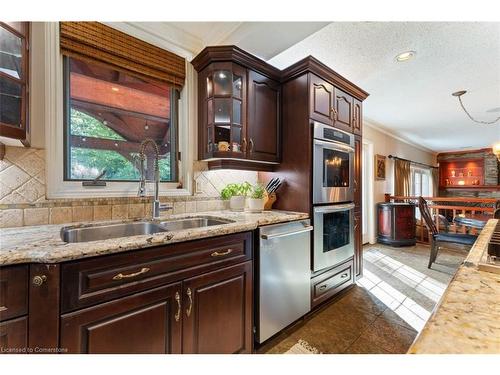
[0,22,30,147]
[192,46,281,171]
[334,88,354,133]
[309,74,335,126]
[247,70,280,163]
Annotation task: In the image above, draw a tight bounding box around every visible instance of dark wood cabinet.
[61,283,182,354]
[353,99,362,135]
[0,317,27,353]
[353,136,363,278]
[247,70,280,163]
[377,203,416,246]
[1,231,254,354]
[334,89,354,133]
[0,265,28,321]
[192,46,281,171]
[0,22,30,146]
[182,261,252,354]
[309,73,335,125]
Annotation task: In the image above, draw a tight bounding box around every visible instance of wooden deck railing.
[384,194,498,244]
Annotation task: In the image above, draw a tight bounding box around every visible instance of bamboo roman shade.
[60,22,185,87]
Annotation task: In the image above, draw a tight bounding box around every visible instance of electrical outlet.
[195,180,204,194]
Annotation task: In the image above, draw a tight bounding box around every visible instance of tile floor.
[262,243,466,354]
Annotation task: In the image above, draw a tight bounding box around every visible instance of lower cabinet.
[60,283,182,354]
[60,261,253,354]
[182,261,253,354]
[0,317,28,353]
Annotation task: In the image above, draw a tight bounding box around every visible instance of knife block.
[264,192,277,210]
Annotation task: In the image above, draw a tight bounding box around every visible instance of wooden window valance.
[59,22,185,87]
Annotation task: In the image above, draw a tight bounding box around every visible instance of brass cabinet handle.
[249,138,254,153]
[330,107,337,121]
[211,248,233,257]
[32,275,47,286]
[242,138,247,153]
[186,288,193,317]
[174,291,181,322]
[112,267,150,281]
[0,306,8,312]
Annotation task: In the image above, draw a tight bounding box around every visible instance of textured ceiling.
[169,22,330,59]
[269,22,500,152]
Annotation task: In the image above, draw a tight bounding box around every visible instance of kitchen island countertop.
[408,219,500,354]
[0,210,309,266]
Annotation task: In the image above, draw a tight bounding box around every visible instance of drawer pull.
[186,288,193,318]
[112,267,150,281]
[32,275,47,286]
[210,249,233,257]
[0,306,7,312]
[341,273,349,279]
[319,284,327,291]
[174,291,181,322]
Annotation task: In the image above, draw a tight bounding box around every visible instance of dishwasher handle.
[260,225,313,240]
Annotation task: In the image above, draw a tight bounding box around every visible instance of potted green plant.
[247,184,265,213]
[220,182,251,211]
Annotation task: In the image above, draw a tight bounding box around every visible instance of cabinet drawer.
[61,231,252,312]
[0,265,28,322]
[0,316,27,353]
[311,259,354,308]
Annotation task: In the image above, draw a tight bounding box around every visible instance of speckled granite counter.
[408,219,500,354]
[0,210,308,266]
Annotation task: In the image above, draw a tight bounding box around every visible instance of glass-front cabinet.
[201,62,247,159]
[193,46,281,171]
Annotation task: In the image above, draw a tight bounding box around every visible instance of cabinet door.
[354,210,363,278]
[182,261,252,354]
[354,135,362,209]
[247,70,280,162]
[334,89,354,133]
[60,283,182,354]
[0,316,27,353]
[309,73,334,125]
[353,99,362,135]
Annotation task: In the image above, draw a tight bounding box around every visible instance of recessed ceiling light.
[395,51,416,62]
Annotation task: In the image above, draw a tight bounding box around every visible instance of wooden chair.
[417,197,477,269]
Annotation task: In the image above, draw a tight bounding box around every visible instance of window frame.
[0,22,30,145]
[45,23,195,198]
[62,56,179,183]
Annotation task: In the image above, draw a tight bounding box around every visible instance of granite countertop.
[408,219,500,354]
[0,210,309,266]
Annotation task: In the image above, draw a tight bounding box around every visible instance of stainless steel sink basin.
[61,216,234,243]
[159,217,234,231]
[61,221,167,243]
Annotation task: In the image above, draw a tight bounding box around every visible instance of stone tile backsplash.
[0,146,256,228]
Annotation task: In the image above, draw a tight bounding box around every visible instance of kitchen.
[1,2,499,374]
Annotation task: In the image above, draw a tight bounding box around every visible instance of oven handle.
[314,139,354,153]
[314,203,355,213]
[260,225,314,240]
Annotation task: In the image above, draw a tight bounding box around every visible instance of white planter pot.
[247,198,265,213]
[229,196,246,212]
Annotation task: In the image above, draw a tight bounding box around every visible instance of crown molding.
[364,119,438,156]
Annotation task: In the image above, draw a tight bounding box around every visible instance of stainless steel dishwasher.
[257,219,313,343]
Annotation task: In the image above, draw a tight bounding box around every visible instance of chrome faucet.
[138,139,172,220]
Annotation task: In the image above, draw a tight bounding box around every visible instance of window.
[63,57,179,182]
[411,166,433,218]
[0,22,29,142]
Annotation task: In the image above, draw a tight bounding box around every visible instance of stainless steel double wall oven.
[312,121,356,272]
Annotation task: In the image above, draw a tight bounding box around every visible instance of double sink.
[61,216,234,243]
